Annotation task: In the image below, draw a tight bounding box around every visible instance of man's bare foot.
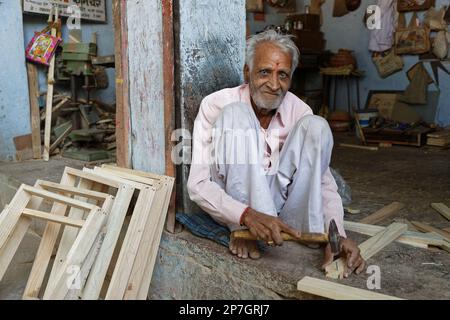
[229,237,261,259]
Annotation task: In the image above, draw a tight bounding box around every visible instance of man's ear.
[244,65,250,83]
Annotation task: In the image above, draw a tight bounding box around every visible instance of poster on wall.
[23,0,107,23]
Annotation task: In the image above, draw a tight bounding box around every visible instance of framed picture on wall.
[246,0,265,13]
[365,90,403,120]
[22,0,107,23]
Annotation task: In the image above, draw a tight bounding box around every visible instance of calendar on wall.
[23,0,107,23]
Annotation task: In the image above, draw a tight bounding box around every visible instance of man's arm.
[187,99,247,228]
[322,168,347,238]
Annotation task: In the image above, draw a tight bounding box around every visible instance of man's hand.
[322,237,367,277]
[242,208,301,246]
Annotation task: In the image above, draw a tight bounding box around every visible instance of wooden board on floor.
[344,221,444,248]
[431,203,450,221]
[411,221,450,241]
[326,223,407,279]
[297,276,404,300]
[359,202,405,225]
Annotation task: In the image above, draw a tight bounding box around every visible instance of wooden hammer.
[232,219,341,255]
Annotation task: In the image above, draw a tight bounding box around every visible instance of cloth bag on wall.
[25,25,61,66]
[395,12,430,55]
[372,50,404,78]
[432,31,449,59]
[424,6,447,31]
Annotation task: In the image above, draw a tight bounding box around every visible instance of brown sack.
[333,0,349,17]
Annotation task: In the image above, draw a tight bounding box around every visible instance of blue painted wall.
[247,0,450,125]
[22,1,116,104]
[0,1,31,161]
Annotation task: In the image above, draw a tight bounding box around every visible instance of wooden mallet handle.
[232,230,329,244]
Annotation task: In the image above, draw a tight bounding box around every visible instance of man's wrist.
[239,207,251,226]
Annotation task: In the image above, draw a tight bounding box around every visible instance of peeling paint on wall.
[175,0,246,213]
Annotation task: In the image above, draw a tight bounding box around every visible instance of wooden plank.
[359,202,405,225]
[22,209,84,228]
[113,0,131,168]
[22,185,96,211]
[297,276,404,300]
[124,182,168,299]
[326,223,407,279]
[0,186,31,252]
[105,186,157,299]
[44,178,95,296]
[43,208,107,300]
[97,166,158,185]
[65,167,121,188]
[66,195,115,300]
[90,167,146,189]
[411,221,450,241]
[344,221,444,248]
[23,170,77,298]
[162,0,177,235]
[42,9,59,161]
[102,164,164,181]
[26,62,42,159]
[82,185,135,300]
[49,123,72,154]
[338,143,378,151]
[37,180,110,201]
[0,216,31,281]
[40,97,69,121]
[136,177,175,299]
[431,203,450,221]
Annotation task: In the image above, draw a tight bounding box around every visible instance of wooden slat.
[49,123,72,154]
[42,9,59,161]
[105,186,157,299]
[297,276,404,300]
[0,186,31,252]
[124,181,169,299]
[26,62,42,159]
[136,177,175,299]
[82,185,135,300]
[22,185,96,211]
[344,221,444,248]
[23,170,77,298]
[359,202,405,225]
[37,180,110,201]
[326,223,407,279]
[44,208,107,300]
[411,221,450,241]
[65,167,121,188]
[66,195,115,300]
[44,179,95,296]
[97,166,158,186]
[102,164,163,181]
[22,209,84,228]
[431,203,450,221]
[40,97,69,121]
[338,143,378,151]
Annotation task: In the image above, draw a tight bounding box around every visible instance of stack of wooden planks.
[426,129,450,147]
[0,165,174,300]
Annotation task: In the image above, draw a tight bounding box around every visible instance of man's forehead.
[253,42,292,67]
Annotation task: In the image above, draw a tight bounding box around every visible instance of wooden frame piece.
[359,202,405,225]
[344,221,444,248]
[297,276,404,300]
[26,62,42,159]
[326,223,407,279]
[431,203,450,221]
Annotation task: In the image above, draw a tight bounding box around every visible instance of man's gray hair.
[246,30,300,77]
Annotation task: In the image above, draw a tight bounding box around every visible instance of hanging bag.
[372,49,404,78]
[25,24,61,66]
[395,12,430,55]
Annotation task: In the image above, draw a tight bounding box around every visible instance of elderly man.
[187,30,366,276]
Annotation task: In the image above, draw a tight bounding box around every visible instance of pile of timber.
[426,128,450,147]
[0,165,174,300]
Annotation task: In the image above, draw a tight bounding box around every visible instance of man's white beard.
[249,81,287,111]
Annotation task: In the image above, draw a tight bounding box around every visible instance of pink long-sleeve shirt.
[187,84,346,237]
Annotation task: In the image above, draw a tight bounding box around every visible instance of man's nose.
[267,74,281,92]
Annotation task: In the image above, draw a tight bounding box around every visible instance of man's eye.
[279,72,288,79]
[259,70,269,76]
